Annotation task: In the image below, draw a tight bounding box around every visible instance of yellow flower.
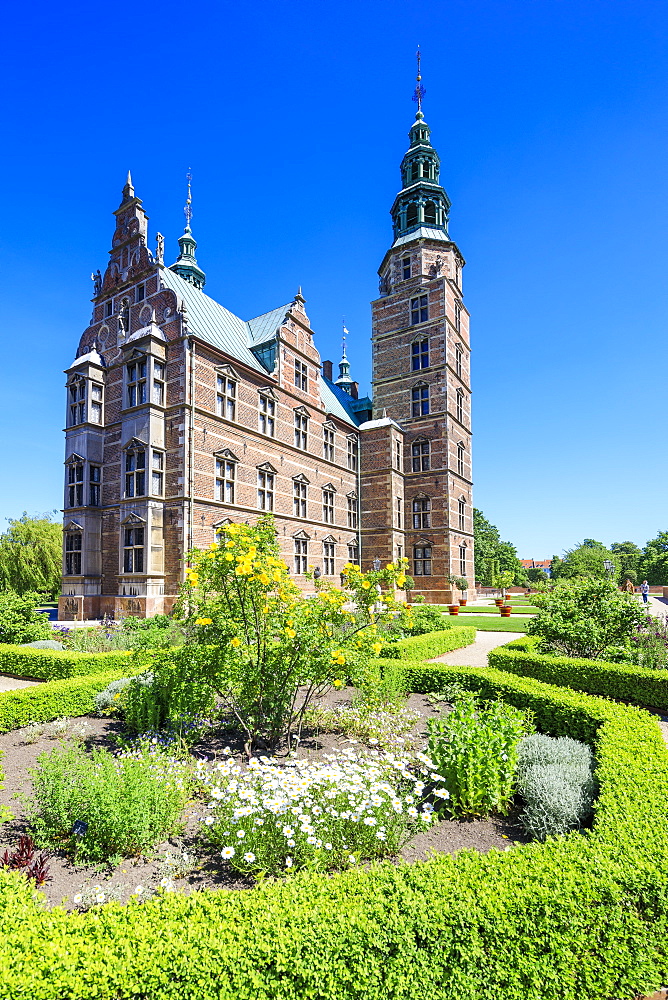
[332,679,343,689]
[371,641,383,655]
[225,540,235,549]
[230,637,241,648]
[397,575,406,587]
[385,564,393,571]
[224,553,234,562]
[285,628,297,639]
[361,581,371,590]
[262,605,269,613]
[209,542,219,551]
[195,617,213,626]
[189,574,199,586]
[258,573,270,585]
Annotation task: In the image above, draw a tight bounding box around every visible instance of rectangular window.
[68,380,86,426]
[411,386,429,417]
[412,497,431,530]
[323,426,335,462]
[347,436,358,472]
[152,451,164,496]
[397,544,403,563]
[89,465,101,507]
[293,480,307,518]
[455,300,462,332]
[323,489,334,524]
[410,295,428,325]
[127,361,147,408]
[152,362,165,406]
[123,527,144,573]
[455,344,463,379]
[136,284,145,302]
[258,470,274,511]
[402,256,411,280]
[394,439,402,471]
[90,383,103,424]
[457,445,465,477]
[323,541,335,576]
[396,497,402,528]
[411,440,430,472]
[67,464,84,508]
[216,375,236,420]
[459,545,467,578]
[458,499,466,531]
[347,495,358,529]
[294,412,308,450]
[347,542,359,566]
[259,395,276,436]
[422,162,430,178]
[412,339,429,370]
[294,360,308,391]
[294,538,308,574]
[125,449,146,498]
[414,544,432,576]
[215,459,235,504]
[105,300,113,318]
[456,391,464,424]
[65,533,82,575]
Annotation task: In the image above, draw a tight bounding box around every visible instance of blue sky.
[1,0,667,559]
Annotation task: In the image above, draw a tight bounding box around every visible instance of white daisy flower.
[285,857,293,868]
[363,816,377,826]
[95,892,105,903]
[236,829,246,839]
[243,852,256,863]
[73,893,83,904]
[221,846,236,859]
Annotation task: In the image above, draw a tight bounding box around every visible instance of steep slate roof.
[160,266,359,428]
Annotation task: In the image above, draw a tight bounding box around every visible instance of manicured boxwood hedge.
[0,644,132,681]
[2,656,668,997]
[0,667,131,732]
[488,641,668,712]
[394,626,476,659]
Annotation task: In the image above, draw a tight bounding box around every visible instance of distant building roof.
[520,559,552,569]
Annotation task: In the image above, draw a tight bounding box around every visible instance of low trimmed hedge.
[0,644,132,682]
[0,668,131,732]
[394,627,476,659]
[2,661,668,998]
[488,642,668,712]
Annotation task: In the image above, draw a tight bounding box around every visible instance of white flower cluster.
[197,747,447,876]
[307,704,422,750]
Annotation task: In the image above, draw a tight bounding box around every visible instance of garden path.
[0,675,39,692]
[432,630,521,667]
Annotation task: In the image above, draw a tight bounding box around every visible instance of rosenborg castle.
[59,103,474,620]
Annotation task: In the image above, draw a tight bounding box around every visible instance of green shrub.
[28,743,193,862]
[517,734,596,840]
[124,649,216,735]
[63,616,186,653]
[427,695,529,818]
[0,644,132,681]
[0,591,51,645]
[388,604,451,636]
[393,627,475,660]
[0,668,130,732]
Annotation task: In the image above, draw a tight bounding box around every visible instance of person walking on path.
[640,580,650,604]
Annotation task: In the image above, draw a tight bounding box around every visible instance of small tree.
[0,513,62,599]
[452,576,468,600]
[527,578,647,659]
[0,591,52,645]
[493,570,515,603]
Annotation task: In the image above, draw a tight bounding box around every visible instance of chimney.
[323,360,333,380]
[351,381,359,399]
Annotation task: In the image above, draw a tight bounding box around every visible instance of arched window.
[424,201,436,225]
[411,439,430,472]
[406,203,418,227]
[412,496,431,529]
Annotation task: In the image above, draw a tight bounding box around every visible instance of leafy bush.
[0,836,51,886]
[0,591,51,645]
[0,644,132,681]
[123,651,216,738]
[630,613,668,669]
[62,615,186,654]
[198,748,437,876]
[516,734,596,840]
[28,743,193,862]
[427,695,530,818]
[393,627,475,660]
[0,667,131,732]
[305,701,421,750]
[527,578,647,658]
[390,604,450,636]
[93,676,134,715]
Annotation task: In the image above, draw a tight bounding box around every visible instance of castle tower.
[361,64,474,601]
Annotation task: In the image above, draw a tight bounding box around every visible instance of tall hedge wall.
[1,658,668,998]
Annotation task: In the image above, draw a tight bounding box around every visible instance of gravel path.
[0,675,40,692]
[432,631,523,667]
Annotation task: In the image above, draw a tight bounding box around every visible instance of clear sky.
[1,0,667,559]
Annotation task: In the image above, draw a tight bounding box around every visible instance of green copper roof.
[247,304,292,346]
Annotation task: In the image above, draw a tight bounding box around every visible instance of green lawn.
[471,617,529,632]
[449,605,539,616]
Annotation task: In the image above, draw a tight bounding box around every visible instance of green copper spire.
[334,324,355,394]
[389,52,451,244]
[169,171,206,290]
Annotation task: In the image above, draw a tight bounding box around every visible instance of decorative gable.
[120,512,146,526]
[64,453,86,466]
[257,462,278,474]
[214,448,240,463]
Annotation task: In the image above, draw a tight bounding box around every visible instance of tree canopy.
[0,512,62,599]
[473,509,525,586]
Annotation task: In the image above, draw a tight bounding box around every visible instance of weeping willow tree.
[0,512,62,599]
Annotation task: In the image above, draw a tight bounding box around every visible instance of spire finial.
[412,46,426,115]
[342,320,349,358]
[184,169,193,231]
[122,170,135,200]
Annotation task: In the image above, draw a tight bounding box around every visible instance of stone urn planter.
[448,605,460,615]
[500,606,512,617]
[459,599,467,606]
[494,598,504,607]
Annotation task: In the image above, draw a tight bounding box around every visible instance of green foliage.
[388,603,449,636]
[552,538,619,581]
[473,508,525,585]
[611,541,642,585]
[0,644,132,681]
[0,667,130,732]
[304,700,421,750]
[516,734,596,841]
[0,513,62,599]
[28,742,192,863]
[0,748,13,825]
[63,616,186,653]
[526,567,548,584]
[123,649,216,737]
[638,530,668,585]
[427,695,530,818]
[452,616,529,632]
[392,627,475,660]
[528,578,647,659]
[631,613,668,670]
[0,591,52,645]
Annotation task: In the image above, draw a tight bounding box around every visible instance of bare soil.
[0,689,529,910]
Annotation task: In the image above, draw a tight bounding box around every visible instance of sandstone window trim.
[257,464,276,512]
[346,491,358,530]
[293,530,309,574]
[410,294,428,326]
[126,357,148,408]
[122,522,146,574]
[123,439,147,499]
[411,337,429,371]
[323,420,336,462]
[258,389,277,437]
[151,450,164,497]
[456,388,465,424]
[89,465,101,507]
[394,439,402,471]
[347,538,360,566]
[412,494,432,530]
[214,449,239,505]
[396,497,402,528]
[216,370,237,422]
[322,484,336,524]
[65,454,85,508]
[411,382,430,417]
[455,343,463,379]
[294,407,309,451]
[457,442,466,478]
[458,496,466,531]
[293,475,309,519]
[152,361,165,407]
[402,256,411,280]
[322,536,336,576]
[411,438,431,472]
[413,542,433,577]
[347,434,359,472]
[67,375,87,427]
[64,524,83,576]
[294,359,308,392]
[459,542,467,578]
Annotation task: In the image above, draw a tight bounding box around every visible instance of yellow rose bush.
[176,517,407,754]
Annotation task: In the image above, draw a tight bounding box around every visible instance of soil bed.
[0,689,529,909]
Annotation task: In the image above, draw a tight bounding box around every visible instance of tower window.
[455,344,463,379]
[413,544,432,577]
[258,469,274,511]
[152,363,165,406]
[67,463,84,508]
[411,440,430,472]
[323,540,335,576]
[422,162,431,178]
[424,201,436,225]
[456,389,465,424]
[216,375,236,421]
[459,545,467,578]
[323,425,335,461]
[293,480,307,518]
[458,498,466,531]
[396,497,402,528]
[89,465,101,507]
[323,489,335,524]
[294,537,308,575]
[410,162,419,182]
[152,451,164,496]
[395,439,402,471]
[455,300,462,332]
[347,494,358,529]
[347,435,358,472]
[412,497,431,530]
[294,411,308,451]
[215,458,236,504]
[402,256,411,280]
[65,533,82,575]
[294,360,308,391]
[259,394,276,436]
[411,385,430,417]
[136,284,145,303]
[127,361,147,407]
[68,378,86,426]
[406,203,418,227]
[106,301,113,318]
[457,444,465,477]
[412,339,429,370]
[125,448,146,498]
[90,383,103,424]
[123,526,144,573]
[410,295,428,325]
